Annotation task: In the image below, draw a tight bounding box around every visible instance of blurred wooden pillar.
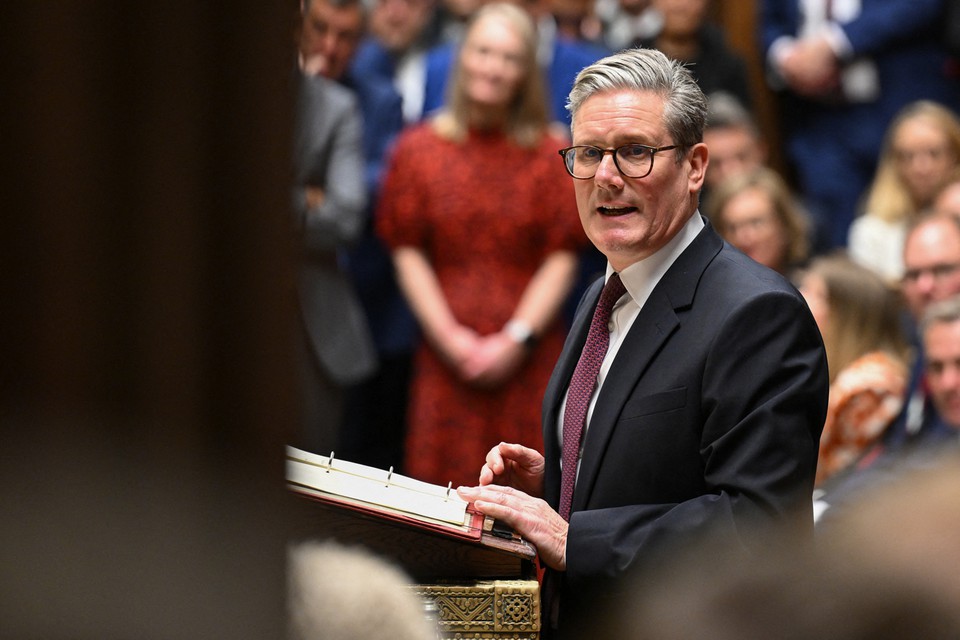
[1,2,298,637]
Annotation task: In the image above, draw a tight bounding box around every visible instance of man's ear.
[687,142,709,193]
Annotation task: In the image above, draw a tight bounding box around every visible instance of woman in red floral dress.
[376,2,587,487]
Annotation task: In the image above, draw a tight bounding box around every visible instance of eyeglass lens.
[564,145,655,179]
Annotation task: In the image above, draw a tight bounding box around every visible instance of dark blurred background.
[1,2,297,637]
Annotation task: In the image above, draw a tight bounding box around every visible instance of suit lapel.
[571,222,724,513]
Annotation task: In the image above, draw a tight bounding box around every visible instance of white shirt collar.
[607,212,704,309]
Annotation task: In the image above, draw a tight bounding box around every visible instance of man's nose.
[322,31,343,52]
[937,365,960,397]
[915,270,937,294]
[594,152,623,186]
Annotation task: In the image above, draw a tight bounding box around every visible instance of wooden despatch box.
[286,447,541,639]
[413,579,540,640]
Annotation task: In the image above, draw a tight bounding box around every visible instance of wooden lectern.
[287,447,541,639]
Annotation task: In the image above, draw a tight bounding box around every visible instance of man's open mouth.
[598,206,636,216]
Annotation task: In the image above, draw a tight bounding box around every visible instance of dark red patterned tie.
[559,273,626,521]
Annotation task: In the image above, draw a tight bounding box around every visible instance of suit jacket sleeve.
[758,0,799,57]
[759,0,943,58]
[840,0,943,56]
[295,80,368,252]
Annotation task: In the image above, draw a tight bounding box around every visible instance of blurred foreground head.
[288,540,435,640]
[586,458,960,639]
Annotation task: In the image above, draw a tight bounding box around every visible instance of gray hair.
[566,47,707,153]
[921,294,960,336]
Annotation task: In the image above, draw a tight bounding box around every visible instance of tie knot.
[598,273,627,315]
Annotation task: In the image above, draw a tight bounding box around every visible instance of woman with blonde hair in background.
[377,2,585,486]
[849,101,960,283]
[797,255,910,487]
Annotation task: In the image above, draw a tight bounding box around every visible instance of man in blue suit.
[760,0,960,250]
[350,0,442,123]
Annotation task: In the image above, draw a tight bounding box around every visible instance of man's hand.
[479,442,545,497]
[457,484,568,571]
[300,53,328,77]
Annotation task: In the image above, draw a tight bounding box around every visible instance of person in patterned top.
[797,254,910,487]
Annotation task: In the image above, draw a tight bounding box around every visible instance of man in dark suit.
[457,48,829,637]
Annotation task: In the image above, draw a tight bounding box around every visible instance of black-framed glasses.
[558,143,679,179]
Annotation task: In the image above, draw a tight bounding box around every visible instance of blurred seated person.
[435,0,482,43]
[934,179,960,220]
[592,457,960,639]
[881,214,960,450]
[376,2,585,486]
[549,0,603,44]
[797,254,910,487]
[703,166,811,276]
[702,92,767,196]
[914,294,960,442]
[814,294,960,527]
[594,0,660,51]
[849,101,960,284]
[635,0,753,111]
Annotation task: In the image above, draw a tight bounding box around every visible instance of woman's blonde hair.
[863,100,960,224]
[803,254,909,382]
[432,2,549,148]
